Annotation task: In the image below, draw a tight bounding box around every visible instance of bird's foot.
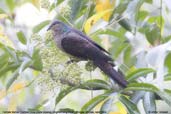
[66,58,80,64]
[66,59,76,64]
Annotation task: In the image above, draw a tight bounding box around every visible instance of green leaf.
[29,99,49,111]
[33,20,50,33]
[125,83,171,106]
[113,1,129,14]
[90,28,126,40]
[6,68,19,90]
[143,92,156,114]
[55,86,77,106]
[0,63,8,78]
[123,45,136,68]
[16,31,27,44]
[125,83,159,92]
[80,79,111,90]
[126,68,156,82]
[86,2,95,19]
[123,45,131,65]
[164,73,171,81]
[81,91,112,111]
[0,52,9,67]
[19,59,32,74]
[4,46,19,63]
[137,10,149,21]
[145,0,152,4]
[156,91,171,106]
[145,24,161,45]
[6,0,15,12]
[56,0,64,5]
[163,35,171,43]
[148,16,164,26]
[59,108,75,113]
[55,80,111,106]
[164,89,171,96]
[100,98,114,114]
[131,91,146,103]
[109,0,130,22]
[115,43,129,59]
[0,62,20,78]
[32,49,43,71]
[135,0,145,21]
[118,16,132,32]
[48,3,55,12]
[164,53,171,73]
[110,39,129,59]
[119,95,140,114]
[69,0,83,21]
[0,8,6,14]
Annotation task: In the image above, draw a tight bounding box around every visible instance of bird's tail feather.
[94,60,128,88]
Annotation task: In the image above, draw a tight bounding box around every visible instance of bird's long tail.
[94,60,128,88]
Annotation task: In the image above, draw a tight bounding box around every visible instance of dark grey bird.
[47,20,128,88]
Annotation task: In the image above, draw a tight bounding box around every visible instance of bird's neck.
[54,26,70,37]
[62,26,70,33]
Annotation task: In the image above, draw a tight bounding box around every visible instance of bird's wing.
[72,28,110,55]
[61,35,112,62]
[61,35,127,87]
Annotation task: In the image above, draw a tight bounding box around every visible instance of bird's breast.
[54,35,64,51]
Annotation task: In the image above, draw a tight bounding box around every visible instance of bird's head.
[47,20,69,35]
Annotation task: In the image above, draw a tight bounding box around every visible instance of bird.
[47,20,128,88]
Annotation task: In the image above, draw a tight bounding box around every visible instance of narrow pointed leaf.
[84,9,113,33]
[164,89,171,96]
[56,0,64,5]
[59,108,75,113]
[143,92,156,114]
[33,20,50,33]
[164,53,171,73]
[118,16,132,32]
[120,95,140,114]
[100,98,114,114]
[164,73,171,81]
[145,24,161,45]
[4,47,19,63]
[81,91,112,111]
[131,91,146,103]
[0,52,9,67]
[6,69,19,90]
[19,59,32,74]
[80,79,111,90]
[126,68,156,82]
[0,62,19,78]
[113,1,129,15]
[55,87,77,106]
[32,49,43,71]
[125,83,159,92]
[17,31,27,44]
[48,3,55,12]
[156,91,171,106]
[6,0,15,12]
[29,99,49,111]
[145,0,152,4]
[69,0,83,21]
[0,8,6,14]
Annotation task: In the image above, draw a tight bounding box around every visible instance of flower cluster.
[57,2,71,18]
[40,0,50,9]
[32,31,83,94]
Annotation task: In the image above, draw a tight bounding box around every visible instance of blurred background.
[0,0,171,114]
